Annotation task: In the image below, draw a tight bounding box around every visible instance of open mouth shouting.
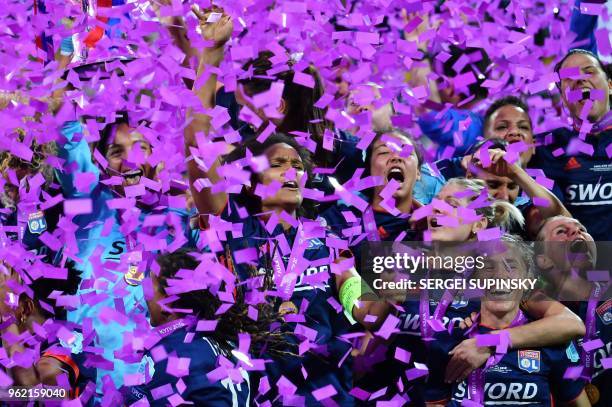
[282,180,299,190]
[386,166,405,183]
[569,239,589,254]
[566,238,595,266]
[578,87,591,101]
[122,169,143,186]
[428,216,442,229]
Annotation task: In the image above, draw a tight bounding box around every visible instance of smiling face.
[479,246,527,313]
[369,134,419,205]
[538,216,596,271]
[105,123,153,194]
[559,53,611,123]
[485,105,534,165]
[258,143,306,214]
[427,182,487,242]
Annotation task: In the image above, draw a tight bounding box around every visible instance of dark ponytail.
[155,249,293,357]
[239,51,334,165]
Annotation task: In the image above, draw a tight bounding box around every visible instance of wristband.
[60,36,75,56]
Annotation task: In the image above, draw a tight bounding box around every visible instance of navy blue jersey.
[567,298,611,407]
[42,331,97,402]
[435,157,466,181]
[531,126,612,241]
[354,297,479,405]
[397,298,480,364]
[127,328,250,406]
[425,321,585,406]
[321,204,419,274]
[321,203,417,243]
[1,192,63,265]
[217,196,354,405]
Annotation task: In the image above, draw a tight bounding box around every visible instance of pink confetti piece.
[477,227,502,241]
[64,198,93,215]
[532,197,551,207]
[326,296,343,313]
[355,32,380,45]
[582,339,604,352]
[38,232,63,252]
[312,384,337,401]
[292,71,315,88]
[151,383,173,400]
[349,387,371,401]
[277,375,297,397]
[601,357,612,369]
[475,334,501,347]
[375,314,400,340]
[394,347,411,363]
[405,362,428,381]
[314,93,334,109]
[166,356,191,378]
[595,28,612,55]
[0,369,13,387]
[363,314,378,323]
[563,365,583,379]
[580,3,605,15]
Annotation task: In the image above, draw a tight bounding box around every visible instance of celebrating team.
[0,4,611,407]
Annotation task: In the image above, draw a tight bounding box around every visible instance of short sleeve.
[547,342,587,403]
[424,331,458,403]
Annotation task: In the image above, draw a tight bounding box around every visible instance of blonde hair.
[445,177,525,231]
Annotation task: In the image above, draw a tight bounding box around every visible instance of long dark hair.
[19,258,81,321]
[155,249,293,357]
[239,51,334,165]
[223,133,316,219]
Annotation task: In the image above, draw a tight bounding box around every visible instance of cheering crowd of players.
[0,2,611,407]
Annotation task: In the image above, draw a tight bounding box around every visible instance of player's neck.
[480,305,520,330]
[372,194,413,214]
[260,206,298,230]
[23,313,46,332]
[556,275,594,300]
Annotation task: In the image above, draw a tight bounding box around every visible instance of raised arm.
[184,8,233,217]
[510,292,585,346]
[152,0,199,66]
[55,120,100,198]
[402,10,441,108]
[472,147,571,234]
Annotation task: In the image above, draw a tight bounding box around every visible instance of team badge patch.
[566,342,580,363]
[451,298,469,309]
[596,299,612,325]
[124,265,144,286]
[27,211,47,234]
[518,350,540,373]
[279,301,298,315]
[307,238,322,249]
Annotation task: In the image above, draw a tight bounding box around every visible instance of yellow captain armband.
[339,276,374,324]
